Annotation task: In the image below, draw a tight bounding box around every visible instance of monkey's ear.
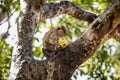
[61,26,66,34]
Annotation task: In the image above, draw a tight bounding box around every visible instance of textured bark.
[0,11,6,22]
[36,1,97,23]
[9,0,120,80]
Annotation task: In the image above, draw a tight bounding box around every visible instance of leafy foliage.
[0,0,20,16]
[0,40,12,80]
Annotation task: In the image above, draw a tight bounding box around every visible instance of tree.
[0,0,120,80]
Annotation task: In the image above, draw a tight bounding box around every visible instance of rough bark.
[37,1,97,23]
[0,11,6,22]
[9,0,120,80]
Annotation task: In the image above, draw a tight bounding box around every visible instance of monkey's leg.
[42,48,57,58]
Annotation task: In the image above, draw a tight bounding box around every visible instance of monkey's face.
[58,29,65,37]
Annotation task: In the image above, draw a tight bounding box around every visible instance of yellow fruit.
[58,38,65,44]
[58,38,69,48]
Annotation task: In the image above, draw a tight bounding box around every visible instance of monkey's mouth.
[59,33,64,37]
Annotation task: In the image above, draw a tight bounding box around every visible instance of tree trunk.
[9,0,120,80]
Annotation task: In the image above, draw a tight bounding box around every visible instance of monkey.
[25,0,46,9]
[42,26,66,52]
[33,0,46,7]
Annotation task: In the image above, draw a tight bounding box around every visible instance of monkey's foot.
[42,48,57,58]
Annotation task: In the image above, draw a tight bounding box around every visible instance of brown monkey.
[43,26,66,51]
[25,0,46,8]
[33,0,46,7]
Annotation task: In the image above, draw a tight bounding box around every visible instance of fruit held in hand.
[58,38,69,48]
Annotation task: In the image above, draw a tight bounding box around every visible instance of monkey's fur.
[43,26,66,52]
[25,0,46,7]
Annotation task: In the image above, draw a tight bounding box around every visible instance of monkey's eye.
[57,27,61,30]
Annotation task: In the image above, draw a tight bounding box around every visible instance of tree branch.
[9,0,120,80]
[0,11,6,22]
[37,1,97,23]
[44,0,120,79]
